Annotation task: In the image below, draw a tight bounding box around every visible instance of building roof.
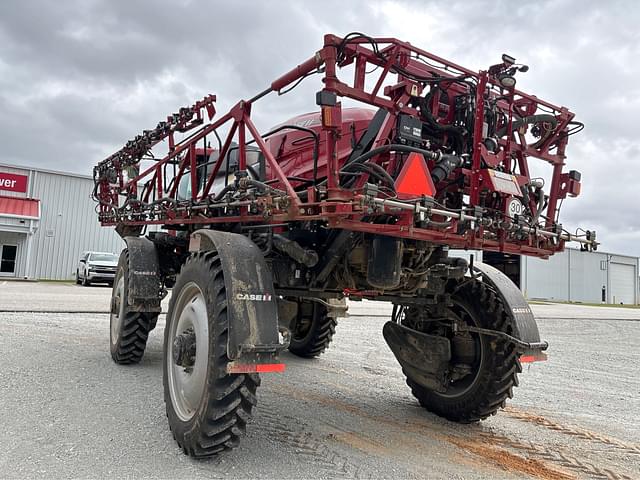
[0,162,92,180]
[0,195,40,219]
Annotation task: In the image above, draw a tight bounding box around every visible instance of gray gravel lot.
[0,281,639,479]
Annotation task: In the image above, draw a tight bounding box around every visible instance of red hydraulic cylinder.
[271,54,322,92]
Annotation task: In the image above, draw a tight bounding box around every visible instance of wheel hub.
[111,295,121,315]
[172,328,197,367]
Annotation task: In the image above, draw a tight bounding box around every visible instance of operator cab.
[176,143,263,200]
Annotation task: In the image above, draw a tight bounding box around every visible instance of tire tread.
[288,300,337,358]
[401,279,521,423]
[111,249,157,365]
[164,252,259,458]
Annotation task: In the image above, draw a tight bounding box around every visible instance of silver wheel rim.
[110,275,125,343]
[167,282,210,422]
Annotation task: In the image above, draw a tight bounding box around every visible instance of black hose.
[419,93,466,153]
[312,144,440,190]
[342,163,395,190]
[258,124,320,184]
[227,124,320,184]
[334,144,442,190]
[496,114,558,138]
[362,162,396,188]
[431,154,463,184]
[212,184,236,201]
[246,179,286,196]
[344,144,441,167]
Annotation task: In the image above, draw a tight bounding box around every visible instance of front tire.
[163,251,260,457]
[109,249,157,364]
[288,299,337,358]
[400,278,521,423]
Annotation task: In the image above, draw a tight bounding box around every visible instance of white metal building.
[456,248,639,305]
[521,248,639,305]
[0,163,123,280]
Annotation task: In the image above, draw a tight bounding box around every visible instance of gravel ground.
[0,281,639,479]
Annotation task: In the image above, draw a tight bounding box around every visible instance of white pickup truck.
[76,251,118,286]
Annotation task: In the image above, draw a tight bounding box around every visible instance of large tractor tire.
[288,299,337,358]
[400,278,521,423]
[163,251,260,457]
[109,249,158,364]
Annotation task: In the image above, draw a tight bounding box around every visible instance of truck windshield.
[90,253,118,262]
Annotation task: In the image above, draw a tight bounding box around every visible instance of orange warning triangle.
[394,152,436,199]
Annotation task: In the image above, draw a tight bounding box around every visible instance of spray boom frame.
[93,33,596,257]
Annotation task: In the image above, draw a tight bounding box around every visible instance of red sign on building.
[0,172,28,193]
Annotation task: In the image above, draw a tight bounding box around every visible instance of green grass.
[528,299,639,309]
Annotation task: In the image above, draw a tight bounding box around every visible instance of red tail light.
[227,363,286,374]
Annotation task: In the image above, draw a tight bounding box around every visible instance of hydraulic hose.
[340,144,463,188]
[344,144,442,167]
[430,154,463,184]
[496,114,558,138]
[212,184,236,201]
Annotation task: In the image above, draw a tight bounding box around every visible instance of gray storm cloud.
[0,0,638,255]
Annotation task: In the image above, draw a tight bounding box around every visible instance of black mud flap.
[123,236,162,313]
[189,230,288,371]
[383,321,451,393]
[473,262,547,361]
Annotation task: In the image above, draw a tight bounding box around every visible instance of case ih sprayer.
[94,33,597,456]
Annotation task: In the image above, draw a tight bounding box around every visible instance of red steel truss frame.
[94,33,591,258]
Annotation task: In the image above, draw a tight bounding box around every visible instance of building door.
[610,262,636,304]
[482,252,521,287]
[0,244,18,276]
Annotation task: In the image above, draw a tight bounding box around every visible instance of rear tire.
[288,299,337,358]
[163,251,260,457]
[400,279,521,423]
[109,249,157,365]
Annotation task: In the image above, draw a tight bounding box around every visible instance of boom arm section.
[93,33,597,257]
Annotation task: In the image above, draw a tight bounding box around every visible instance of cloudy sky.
[1,0,639,255]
